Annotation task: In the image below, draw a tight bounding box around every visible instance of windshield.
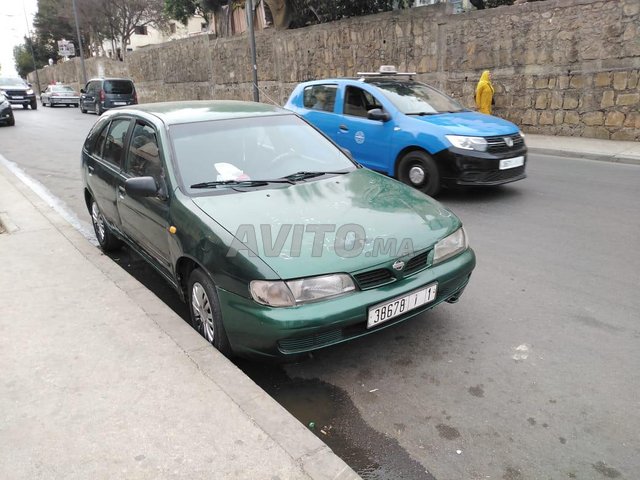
[170,115,356,193]
[52,85,75,92]
[372,81,465,114]
[0,77,27,86]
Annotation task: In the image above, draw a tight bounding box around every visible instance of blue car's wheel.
[398,150,440,197]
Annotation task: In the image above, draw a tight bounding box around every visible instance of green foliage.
[485,0,514,7]
[286,0,412,28]
[13,37,56,78]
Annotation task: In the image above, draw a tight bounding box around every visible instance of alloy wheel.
[91,202,105,243]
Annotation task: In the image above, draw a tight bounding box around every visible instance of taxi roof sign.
[356,65,416,77]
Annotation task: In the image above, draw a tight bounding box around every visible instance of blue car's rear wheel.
[398,150,440,197]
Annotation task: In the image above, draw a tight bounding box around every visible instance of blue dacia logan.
[285,67,527,196]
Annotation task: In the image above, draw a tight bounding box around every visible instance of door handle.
[87,165,94,175]
[339,124,349,132]
[117,186,126,198]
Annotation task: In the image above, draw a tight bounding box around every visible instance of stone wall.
[31,0,640,140]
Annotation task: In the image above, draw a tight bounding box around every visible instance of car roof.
[87,77,134,82]
[299,77,417,86]
[115,100,292,125]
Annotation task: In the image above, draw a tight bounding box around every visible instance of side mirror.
[28,83,32,87]
[367,108,391,122]
[80,88,85,93]
[125,176,158,198]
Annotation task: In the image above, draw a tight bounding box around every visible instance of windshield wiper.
[190,179,292,189]
[283,171,349,181]
[406,111,442,116]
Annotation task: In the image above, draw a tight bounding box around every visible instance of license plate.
[499,156,525,170]
[367,284,438,329]
[113,102,126,105]
[13,96,24,100]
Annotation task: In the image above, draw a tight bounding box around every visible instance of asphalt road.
[2,104,639,480]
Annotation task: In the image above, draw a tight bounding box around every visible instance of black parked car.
[80,78,137,115]
[0,92,15,126]
[0,77,37,110]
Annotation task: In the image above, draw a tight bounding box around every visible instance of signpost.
[57,39,76,59]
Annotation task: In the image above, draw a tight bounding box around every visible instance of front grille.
[354,268,394,289]
[404,250,430,275]
[278,328,343,353]
[485,134,525,153]
[4,90,28,97]
[482,166,525,182]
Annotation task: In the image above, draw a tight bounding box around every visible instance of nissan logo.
[504,137,514,147]
[392,260,405,271]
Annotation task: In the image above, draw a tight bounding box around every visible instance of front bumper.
[3,94,36,106]
[435,145,528,187]
[217,248,476,359]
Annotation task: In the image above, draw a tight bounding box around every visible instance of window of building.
[134,25,148,35]
[170,23,177,34]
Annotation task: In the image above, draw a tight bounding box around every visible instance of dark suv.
[80,78,137,115]
[0,77,37,110]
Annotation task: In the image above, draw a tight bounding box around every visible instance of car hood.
[192,169,460,279]
[0,84,29,90]
[410,111,519,136]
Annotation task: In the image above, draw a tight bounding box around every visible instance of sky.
[0,0,38,78]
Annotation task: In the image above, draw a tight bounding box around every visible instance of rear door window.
[104,80,134,95]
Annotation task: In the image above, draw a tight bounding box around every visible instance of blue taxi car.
[285,68,527,196]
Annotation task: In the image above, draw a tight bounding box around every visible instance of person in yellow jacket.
[475,70,494,114]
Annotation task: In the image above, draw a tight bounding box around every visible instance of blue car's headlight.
[445,135,488,152]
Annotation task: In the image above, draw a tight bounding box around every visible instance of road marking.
[0,153,97,245]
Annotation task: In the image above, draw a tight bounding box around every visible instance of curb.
[0,158,360,480]
[528,147,640,166]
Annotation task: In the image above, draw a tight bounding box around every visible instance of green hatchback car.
[82,101,475,359]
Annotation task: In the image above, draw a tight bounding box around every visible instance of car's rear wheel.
[95,103,103,116]
[90,199,122,252]
[188,269,232,357]
[397,150,441,197]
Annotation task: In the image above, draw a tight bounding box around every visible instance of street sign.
[57,40,75,58]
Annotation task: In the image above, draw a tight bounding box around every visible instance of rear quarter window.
[104,80,134,94]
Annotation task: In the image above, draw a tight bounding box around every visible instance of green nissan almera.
[81,100,475,359]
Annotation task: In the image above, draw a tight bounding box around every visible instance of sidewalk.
[525,134,640,165]
[0,161,358,479]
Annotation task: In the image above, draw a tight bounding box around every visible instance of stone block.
[548,77,556,89]
[539,111,554,125]
[601,90,615,108]
[605,111,626,127]
[611,129,638,141]
[582,112,604,126]
[617,93,640,106]
[629,71,639,89]
[550,92,564,110]
[557,76,570,89]
[535,78,549,89]
[554,111,565,125]
[522,109,537,125]
[564,111,580,124]
[535,92,548,109]
[563,95,579,109]
[570,75,586,89]
[594,72,611,88]
[613,72,628,90]
[623,1,640,16]
[583,126,610,139]
[623,112,640,129]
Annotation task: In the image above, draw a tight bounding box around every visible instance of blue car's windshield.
[372,81,466,115]
[170,114,356,193]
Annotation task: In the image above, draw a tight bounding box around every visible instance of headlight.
[433,227,468,264]
[519,130,526,139]
[445,135,488,152]
[26,89,34,95]
[250,273,356,307]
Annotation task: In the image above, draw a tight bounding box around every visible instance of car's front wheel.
[397,150,441,197]
[188,269,232,357]
[30,99,37,110]
[90,199,122,252]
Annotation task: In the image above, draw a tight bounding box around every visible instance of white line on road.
[0,153,98,245]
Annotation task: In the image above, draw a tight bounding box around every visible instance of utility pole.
[246,0,259,102]
[72,0,87,85]
[21,3,40,89]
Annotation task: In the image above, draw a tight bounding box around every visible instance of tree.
[13,37,53,78]
[99,0,168,60]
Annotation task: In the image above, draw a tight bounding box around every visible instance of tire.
[80,103,87,114]
[95,103,103,116]
[397,150,441,197]
[8,116,15,126]
[30,99,37,110]
[22,104,28,110]
[90,199,122,252]
[187,268,232,357]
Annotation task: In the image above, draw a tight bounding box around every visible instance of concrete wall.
[31,0,640,140]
